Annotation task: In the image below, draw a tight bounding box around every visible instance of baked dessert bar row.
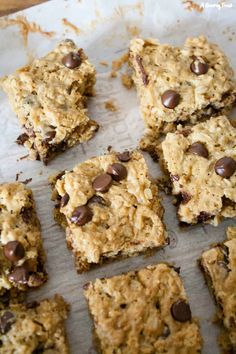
[1,40,98,164]
[50,150,167,272]
[130,36,236,144]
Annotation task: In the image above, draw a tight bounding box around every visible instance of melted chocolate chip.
[0,311,15,334]
[8,266,29,285]
[87,195,106,206]
[3,241,25,262]
[190,58,209,75]
[171,300,192,322]
[70,206,93,226]
[197,211,213,223]
[117,151,131,162]
[62,52,81,69]
[215,157,236,178]
[43,130,56,144]
[135,55,148,85]
[180,192,191,204]
[60,193,69,207]
[161,90,180,109]
[16,133,29,145]
[120,303,127,309]
[20,207,33,224]
[107,163,127,182]
[92,174,113,193]
[188,142,208,158]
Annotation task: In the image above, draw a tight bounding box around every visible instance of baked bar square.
[1,39,98,163]
[0,183,47,299]
[0,294,69,353]
[84,263,202,354]
[161,116,236,225]
[50,150,167,272]
[200,226,236,353]
[129,36,236,152]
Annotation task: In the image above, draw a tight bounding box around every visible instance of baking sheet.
[0,0,236,353]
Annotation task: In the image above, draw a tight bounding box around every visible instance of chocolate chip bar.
[0,183,47,299]
[200,226,236,353]
[0,294,69,353]
[50,150,167,272]
[84,263,202,354]
[161,116,236,225]
[1,39,98,163]
[129,36,236,153]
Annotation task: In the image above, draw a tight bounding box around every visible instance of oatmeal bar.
[1,39,98,163]
[50,150,167,272]
[0,183,47,299]
[161,116,236,225]
[84,263,202,354]
[200,226,236,353]
[0,294,69,353]
[129,36,236,152]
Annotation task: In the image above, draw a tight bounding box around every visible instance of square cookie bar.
[1,39,98,163]
[84,263,202,354]
[0,294,69,353]
[50,151,167,272]
[161,116,236,225]
[0,183,47,299]
[200,226,236,353]
[129,36,236,151]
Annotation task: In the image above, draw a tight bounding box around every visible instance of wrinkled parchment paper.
[0,1,236,352]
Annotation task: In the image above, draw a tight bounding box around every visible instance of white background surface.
[0,1,236,353]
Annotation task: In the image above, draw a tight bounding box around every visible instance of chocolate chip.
[107,163,127,182]
[8,266,29,285]
[161,90,180,109]
[215,157,236,178]
[60,193,69,207]
[155,302,160,309]
[173,266,181,274]
[117,151,131,162]
[3,241,25,262]
[43,130,56,144]
[0,311,15,334]
[190,58,209,75]
[161,324,170,338]
[20,207,33,224]
[70,206,93,226]
[170,174,179,182]
[197,211,213,223]
[135,55,148,85]
[120,303,127,309]
[16,133,29,145]
[181,129,192,137]
[62,52,81,69]
[87,195,106,206]
[180,192,191,204]
[171,300,192,322]
[188,142,208,158]
[92,174,113,193]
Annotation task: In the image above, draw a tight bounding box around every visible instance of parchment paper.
[0,1,236,353]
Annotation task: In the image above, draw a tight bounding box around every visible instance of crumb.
[112,52,129,71]
[21,178,32,185]
[182,0,203,12]
[126,25,141,37]
[104,100,118,112]
[62,18,81,35]
[0,15,55,46]
[15,171,22,181]
[110,71,117,78]
[39,171,43,176]
[100,61,109,66]
[18,154,29,161]
[121,73,133,89]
